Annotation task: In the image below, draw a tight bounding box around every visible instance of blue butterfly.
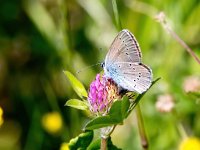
[103,29,152,94]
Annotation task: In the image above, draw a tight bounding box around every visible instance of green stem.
[172,110,188,139]
[177,122,188,139]
[112,0,122,30]
[136,104,148,150]
[41,78,61,112]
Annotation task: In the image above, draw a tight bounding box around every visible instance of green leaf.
[63,70,88,98]
[108,100,123,122]
[87,138,101,150]
[84,116,117,130]
[84,96,130,130]
[65,99,88,110]
[68,130,93,150]
[121,96,130,119]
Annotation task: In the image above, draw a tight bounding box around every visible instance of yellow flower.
[42,112,63,134]
[60,142,69,150]
[0,106,4,127]
[179,137,200,150]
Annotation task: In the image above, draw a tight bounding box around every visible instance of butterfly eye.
[101,62,105,68]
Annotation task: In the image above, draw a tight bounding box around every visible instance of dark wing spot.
[134,80,136,82]
[126,52,128,55]
[129,64,132,66]
[139,75,141,77]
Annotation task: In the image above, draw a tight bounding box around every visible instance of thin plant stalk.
[177,122,188,140]
[136,104,148,150]
[155,12,200,64]
[101,138,107,150]
[112,0,122,30]
[172,109,188,140]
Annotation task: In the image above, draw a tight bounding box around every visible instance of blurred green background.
[0,0,200,149]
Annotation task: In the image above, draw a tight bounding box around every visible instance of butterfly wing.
[104,29,152,93]
[105,29,142,67]
[108,62,152,94]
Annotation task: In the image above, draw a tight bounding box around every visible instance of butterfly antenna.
[76,62,102,74]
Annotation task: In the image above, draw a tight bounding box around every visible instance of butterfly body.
[103,29,152,94]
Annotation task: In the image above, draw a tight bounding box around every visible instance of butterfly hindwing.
[109,62,152,93]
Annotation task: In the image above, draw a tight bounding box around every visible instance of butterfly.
[102,29,152,94]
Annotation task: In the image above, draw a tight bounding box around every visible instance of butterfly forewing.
[105,29,142,67]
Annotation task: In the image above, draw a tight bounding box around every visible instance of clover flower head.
[88,74,120,115]
[183,76,200,93]
[156,94,174,113]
